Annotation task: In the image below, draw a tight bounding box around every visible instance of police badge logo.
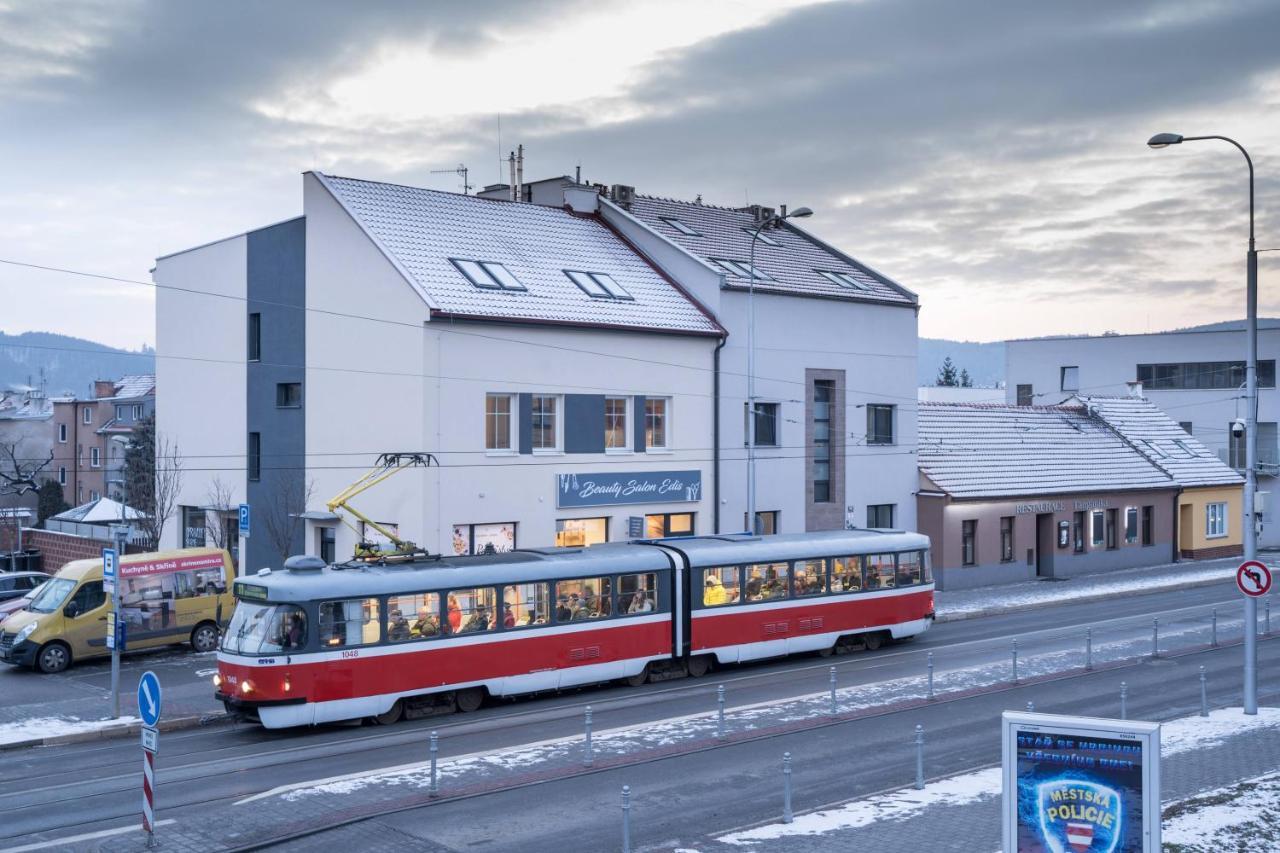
[1036,779,1122,853]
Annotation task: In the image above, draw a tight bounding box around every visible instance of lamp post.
[747,204,813,532]
[1149,131,1259,714]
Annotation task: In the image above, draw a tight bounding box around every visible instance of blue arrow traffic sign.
[238,503,251,537]
[137,671,162,728]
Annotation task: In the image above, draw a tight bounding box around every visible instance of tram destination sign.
[1002,711,1160,852]
[556,470,702,508]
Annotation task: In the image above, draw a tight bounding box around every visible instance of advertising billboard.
[1002,712,1160,852]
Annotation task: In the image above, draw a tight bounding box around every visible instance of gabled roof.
[52,497,145,523]
[110,375,155,400]
[918,403,1175,499]
[314,173,722,337]
[625,195,915,306]
[1074,396,1244,488]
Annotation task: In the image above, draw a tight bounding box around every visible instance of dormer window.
[661,217,701,237]
[565,270,633,300]
[816,269,869,290]
[450,258,526,291]
[710,258,773,281]
[744,227,780,246]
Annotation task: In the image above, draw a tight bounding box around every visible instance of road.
[0,577,1273,851]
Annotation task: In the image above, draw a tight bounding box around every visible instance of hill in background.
[918,338,1004,387]
[0,331,154,397]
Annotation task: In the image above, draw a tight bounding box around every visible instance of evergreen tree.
[959,368,973,387]
[936,357,959,386]
[36,479,68,523]
[124,414,156,517]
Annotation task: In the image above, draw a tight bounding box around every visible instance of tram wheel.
[371,699,404,726]
[685,655,712,678]
[863,632,885,651]
[623,664,650,688]
[455,687,485,713]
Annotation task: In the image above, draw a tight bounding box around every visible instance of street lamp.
[746,205,813,533]
[1148,131,1260,713]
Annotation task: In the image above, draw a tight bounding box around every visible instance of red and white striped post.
[142,747,156,846]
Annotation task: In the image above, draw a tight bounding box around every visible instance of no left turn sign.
[1237,560,1273,598]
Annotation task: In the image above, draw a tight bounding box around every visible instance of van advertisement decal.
[121,552,224,578]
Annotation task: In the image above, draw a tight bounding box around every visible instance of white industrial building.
[1005,321,1280,546]
[155,170,919,571]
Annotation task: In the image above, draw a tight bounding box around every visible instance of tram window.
[793,559,827,597]
[896,552,923,586]
[387,592,441,642]
[701,567,740,606]
[503,583,551,627]
[745,562,789,601]
[617,573,657,614]
[555,578,613,621]
[449,588,497,634]
[319,598,381,647]
[830,556,863,593]
[922,551,933,584]
[866,555,896,589]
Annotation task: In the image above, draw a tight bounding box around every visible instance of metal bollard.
[717,684,726,741]
[1212,608,1218,647]
[783,752,794,824]
[1011,638,1019,684]
[429,730,439,797]
[1267,599,1272,636]
[584,706,594,768]
[914,725,925,790]
[1199,666,1208,718]
[1152,617,1159,659]
[621,785,632,853]
[1085,627,1093,671]
[1026,701,1035,713]
[829,666,838,717]
[1120,682,1128,720]
[927,651,935,701]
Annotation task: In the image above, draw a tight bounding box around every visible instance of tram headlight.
[240,679,254,695]
[212,673,223,689]
[283,676,291,693]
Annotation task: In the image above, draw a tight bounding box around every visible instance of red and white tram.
[215,530,933,728]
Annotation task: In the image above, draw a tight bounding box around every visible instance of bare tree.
[131,432,183,549]
[0,443,51,563]
[261,470,316,564]
[203,476,236,551]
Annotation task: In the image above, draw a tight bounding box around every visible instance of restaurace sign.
[556,470,702,508]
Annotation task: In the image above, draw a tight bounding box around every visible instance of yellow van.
[0,548,234,673]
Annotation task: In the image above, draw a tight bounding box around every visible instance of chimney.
[508,151,517,201]
[1126,380,1144,399]
[516,144,524,202]
[94,380,115,399]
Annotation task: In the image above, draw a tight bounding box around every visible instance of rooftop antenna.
[575,164,581,184]
[430,163,472,194]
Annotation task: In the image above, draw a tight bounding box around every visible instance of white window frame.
[747,400,781,448]
[449,258,526,292]
[710,258,774,281]
[90,446,100,468]
[564,270,633,300]
[1206,502,1228,539]
[1060,365,1080,392]
[531,394,563,454]
[645,397,671,452]
[83,407,92,424]
[90,489,99,502]
[484,393,517,455]
[133,404,143,419]
[816,269,868,290]
[58,423,67,443]
[745,227,780,246]
[661,217,701,236]
[604,396,631,453]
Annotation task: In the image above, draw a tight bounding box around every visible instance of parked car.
[0,571,47,604]
[0,580,45,620]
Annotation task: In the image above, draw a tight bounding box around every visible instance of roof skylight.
[710,258,774,281]
[661,217,701,237]
[565,270,634,300]
[744,227,780,246]
[450,258,526,292]
[816,269,869,290]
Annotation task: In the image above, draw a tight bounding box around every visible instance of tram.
[214,530,933,728]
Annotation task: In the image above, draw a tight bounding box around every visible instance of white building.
[1005,320,1280,545]
[156,172,920,571]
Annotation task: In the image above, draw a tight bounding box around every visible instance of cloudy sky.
[1,0,1278,350]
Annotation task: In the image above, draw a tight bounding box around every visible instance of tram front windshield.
[222,601,308,654]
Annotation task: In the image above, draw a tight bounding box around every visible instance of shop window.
[865,554,896,589]
[867,405,895,445]
[485,394,515,451]
[617,573,657,614]
[1142,506,1153,546]
[896,552,923,586]
[645,398,670,450]
[502,582,551,628]
[447,587,498,633]
[1206,502,1228,539]
[744,562,789,600]
[319,598,380,647]
[451,522,517,556]
[605,396,629,450]
[831,556,863,593]
[746,510,778,535]
[794,559,827,596]
[1125,507,1139,544]
[554,577,612,620]
[1105,509,1118,550]
[182,506,206,548]
[645,512,694,538]
[1091,510,1105,546]
[962,520,977,566]
[748,402,779,447]
[867,504,895,528]
[701,567,741,606]
[1000,516,1014,562]
[387,592,442,641]
[556,517,608,547]
[531,395,560,451]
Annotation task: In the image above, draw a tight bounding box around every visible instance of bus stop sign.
[1237,561,1273,598]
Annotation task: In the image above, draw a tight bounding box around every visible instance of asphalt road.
[0,577,1272,851]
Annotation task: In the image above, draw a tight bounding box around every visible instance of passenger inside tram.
[388,609,411,642]
[412,607,440,637]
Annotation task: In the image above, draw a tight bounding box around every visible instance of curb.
[0,711,231,753]
[935,574,1235,624]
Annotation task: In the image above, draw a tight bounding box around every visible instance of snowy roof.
[52,497,145,523]
[918,403,1175,499]
[1075,396,1244,488]
[625,195,915,306]
[314,173,723,337]
[110,375,155,400]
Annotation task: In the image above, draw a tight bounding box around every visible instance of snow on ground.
[1162,706,1280,756]
[1163,772,1280,851]
[0,715,139,746]
[717,767,1002,845]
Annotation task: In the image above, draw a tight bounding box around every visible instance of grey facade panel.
[633,395,647,453]
[518,393,533,455]
[246,217,306,572]
[565,394,605,454]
